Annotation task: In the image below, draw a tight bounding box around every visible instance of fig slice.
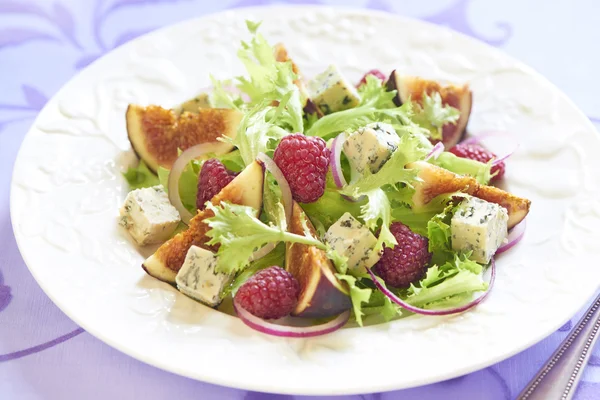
[142,160,265,283]
[386,70,472,148]
[407,161,530,229]
[285,202,351,318]
[126,105,242,173]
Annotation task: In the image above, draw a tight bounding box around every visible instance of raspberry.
[273,133,330,203]
[449,143,506,182]
[196,159,237,210]
[357,69,386,87]
[373,223,432,288]
[235,266,300,319]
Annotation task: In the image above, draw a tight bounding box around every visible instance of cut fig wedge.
[285,202,351,318]
[386,70,472,148]
[142,160,265,283]
[126,105,242,173]
[407,161,530,229]
[175,93,211,115]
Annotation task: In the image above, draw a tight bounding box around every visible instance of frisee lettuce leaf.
[157,161,201,212]
[336,274,372,326]
[222,243,286,299]
[410,91,460,140]
[122,161,159,190]
[204,202,326,274]
[301,174,364,231]
[340,133,428,196]
[235,21,303,132]
[431,151,491,185]
[360,188,396,252]
[358,75,396,109]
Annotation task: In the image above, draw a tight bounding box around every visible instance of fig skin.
[285,202,351,318]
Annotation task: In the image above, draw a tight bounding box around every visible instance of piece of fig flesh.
[386,70,472,148]
[142,160,265,283]
[285,202,351,318]
[126,105,241,173]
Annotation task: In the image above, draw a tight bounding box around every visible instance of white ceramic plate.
[10,5,600,395]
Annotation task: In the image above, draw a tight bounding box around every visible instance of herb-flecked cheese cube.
[176,245,232,307]
[307,65,361,114]
[451,197,508,264]
[343,122,400,173]
[119,186,180,246]
[323,212,381,273]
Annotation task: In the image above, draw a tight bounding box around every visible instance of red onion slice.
[330,132,363,202]
[233,299,350,338]
[256,153,292,226]
[497,219,526,255]
[367,258,496,316]
[425,142,445,161]
[331,132,349,188]
[168,142,230,224]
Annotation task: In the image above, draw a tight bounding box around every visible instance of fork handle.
[517,293,600,400]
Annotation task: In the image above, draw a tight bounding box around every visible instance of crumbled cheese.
[176,245,232,307]
[307,65,361,114]
[451,197,508,264]
[343,122,400,173]
[119,185,180,246]
[323,212,381,273]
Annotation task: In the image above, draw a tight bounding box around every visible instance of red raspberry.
[196,159,237,210]
[373,223,432,288]
[357,69,386,87]
[273,133,330,203]
[235,266,300,319]
[449,143,506,182]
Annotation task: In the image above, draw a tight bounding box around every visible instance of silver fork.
[517,293,600,400]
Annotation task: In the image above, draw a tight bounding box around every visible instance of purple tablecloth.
[1,1,600,399]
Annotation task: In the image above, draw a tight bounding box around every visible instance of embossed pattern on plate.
[10,6,600,395]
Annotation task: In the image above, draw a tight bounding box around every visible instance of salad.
[119,21,531,337]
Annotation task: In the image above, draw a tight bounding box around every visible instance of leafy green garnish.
[122,161,159,190]
[336,274,373,326]
[222,243,286,299]
[204,202,326,274]
[410,91,460,140]
[431,152,491,184]
[157,160,201,212]
[358,75,396,109]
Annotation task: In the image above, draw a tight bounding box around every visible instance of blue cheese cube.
[119,186,180,246]
[307,65,361,114]
[451,197,509,264]
[176,246,232,307]
[343,122,400,173]
[323,212,381,273]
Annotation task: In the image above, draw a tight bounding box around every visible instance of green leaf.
[410,91,460,140]
[156,160,200,212]
[301,174,364,231]
[405,269,487,307]
[340,133,428,197]
[122,161,159,190]
[209,76,242,109]
[222,242,285,299]
[245,20,262,34]
[360,188,396,252]
[358,75,396,109]
[336,274,372,326]
[262,175,287,230]
[431,152,492,185]
[204,202,325,274]
[326,246,349,275]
